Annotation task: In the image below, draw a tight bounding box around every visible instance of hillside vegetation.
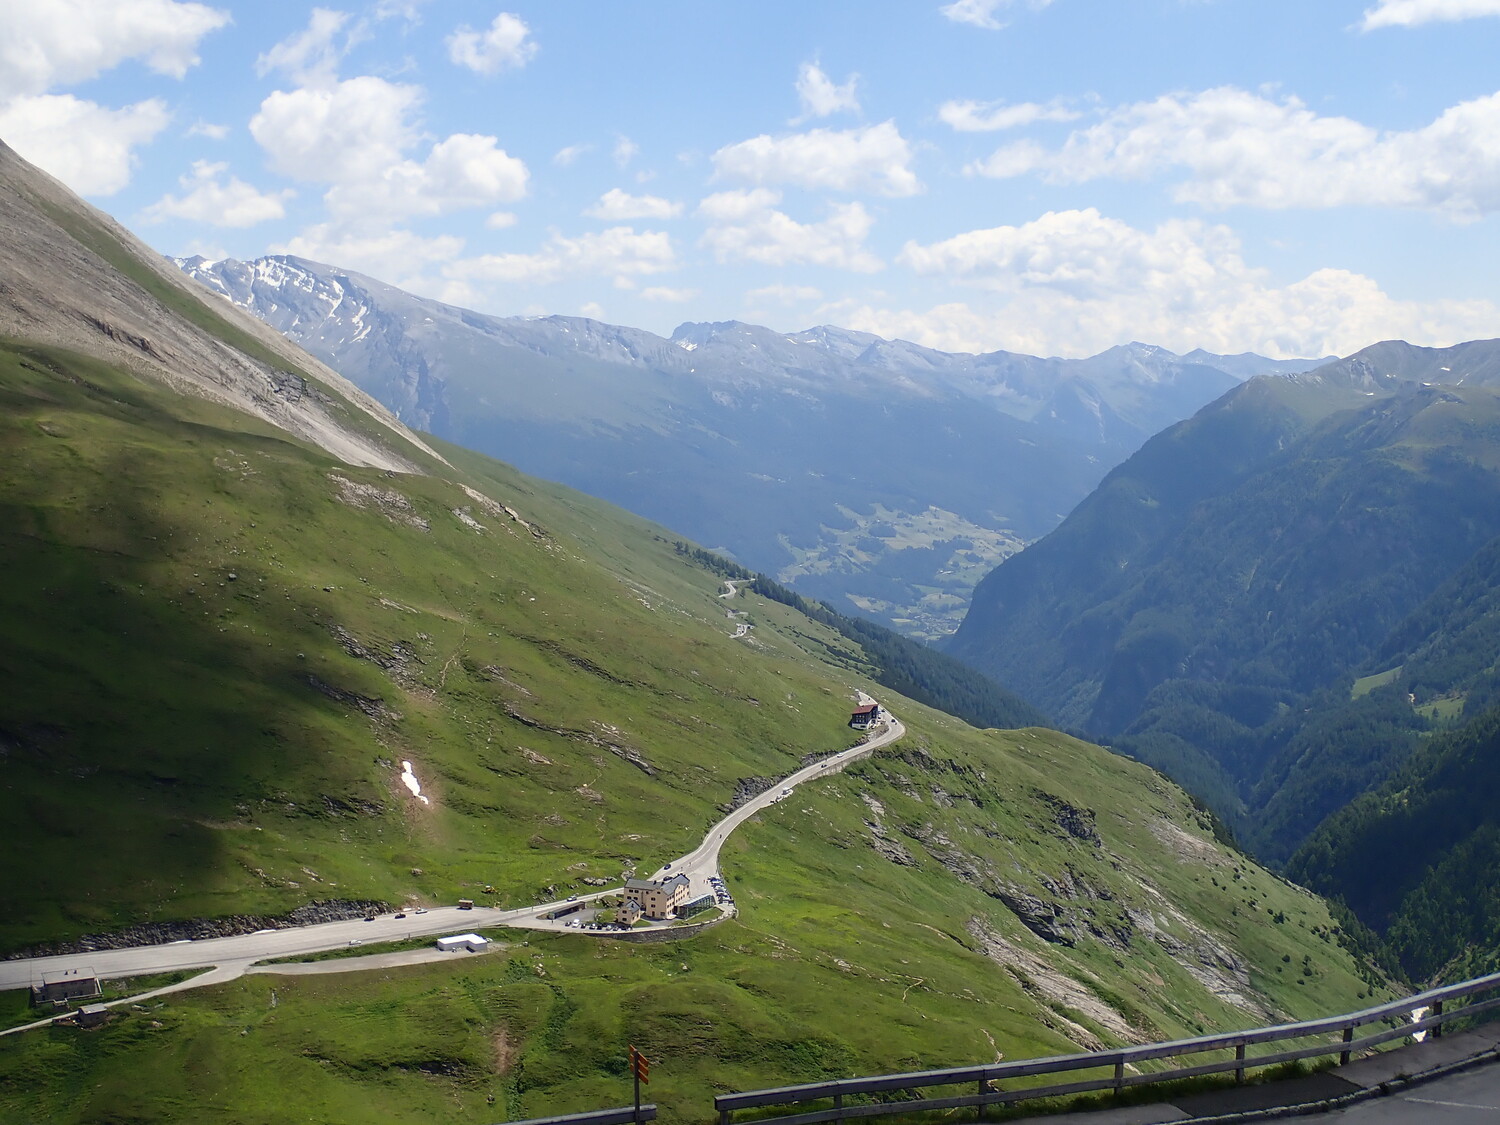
[949,359,1500,862]
[0,138,1383,1121]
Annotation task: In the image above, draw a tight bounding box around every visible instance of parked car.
[393,912,407,919]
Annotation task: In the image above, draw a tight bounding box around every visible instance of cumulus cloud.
[251,76,422,183]
[614,135,640,168]
[186,120,229,140]
[324,132,528,222]
[142,160,293,226]
[747,284,825,304]
[553,143,590,166]
[0,94,170,195]
[256,8,363,85]
[794,61,859,122]
[271,224,465,291]
[250,76,528,227]
[875,207,1500,357]
[698,191,883,272]
[451,227,677,285]
[712,121,921,197]
[971,85,1500,217]
[940,0,1052,30]
[0,0,228,101]
[585,188,683,220]
[1360,0,1500,29]
[447,11,536,74]
[939,98,1079,131]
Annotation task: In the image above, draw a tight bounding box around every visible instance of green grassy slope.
[0,332,1383,1121]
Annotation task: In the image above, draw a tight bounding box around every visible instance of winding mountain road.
[1,708,903,1026]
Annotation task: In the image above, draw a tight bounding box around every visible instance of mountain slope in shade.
[948,340,1500,861]
[173,253,1323,638]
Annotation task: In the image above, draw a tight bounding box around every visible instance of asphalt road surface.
[1318,1062,1500,1121]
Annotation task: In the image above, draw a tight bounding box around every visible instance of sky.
[5,0,1500,359]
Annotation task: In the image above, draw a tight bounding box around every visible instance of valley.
[174,255,1324,639]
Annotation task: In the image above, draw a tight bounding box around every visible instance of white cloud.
[640,286,698,302]
[447,12,536,74]
[553,143,590,166]
[614,135,640,168]
[579,301,606,319]
[794,61,859,122]
[939,98,1079,131]
[747,284,824,304]
[939,0,1052,30]
[186,120,229,140]
[142,160,293,226]
[485,211,518,229]
[712,121,921,197]
[585,188,683,220]
[452,227,677,285]
[697,188,785,221]
[324,132,528,222]
[271,224,465,290]
[971,85,1500,217]
[879,207,1500,357]
[0,0,228,101]
[698,192,883,273]
[256,8,362,85]
[1360,0,1500,29]
[251,76,422,183]
[0,94,169,195]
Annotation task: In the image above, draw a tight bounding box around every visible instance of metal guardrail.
[715,971,1500,1125]
[494,1105,657,1125]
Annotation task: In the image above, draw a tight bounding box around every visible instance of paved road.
[646,711,906,903]
[1316,1060,1500,1122]
[1,706,903,1011]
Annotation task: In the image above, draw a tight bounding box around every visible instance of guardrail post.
[1340,1026,1354,1066]
[1433,1000,1444,1039]
[719,1107,731,1125]
[1113,1056,1125,1094]
[1234,1043,1246,1085]
[977,1078,987,1120]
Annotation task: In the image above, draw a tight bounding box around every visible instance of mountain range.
[172,254,1327,639]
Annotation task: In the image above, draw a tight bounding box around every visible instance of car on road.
[394,912,406,919]
[414,907,428,914]
[663,861,671,869]
[363,916,375,922]
[567,895,578,901]
[348,939,363,946]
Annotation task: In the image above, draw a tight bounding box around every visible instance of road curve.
[0,709,904,1005]
[646,713,906,896]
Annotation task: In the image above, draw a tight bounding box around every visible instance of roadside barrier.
[713,970,1500,1125]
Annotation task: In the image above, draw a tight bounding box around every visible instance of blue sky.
[5,0,1500,358]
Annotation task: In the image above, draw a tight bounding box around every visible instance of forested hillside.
[948,350,1500,869]
[1290,706,1500,982]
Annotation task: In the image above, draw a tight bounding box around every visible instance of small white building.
[435,933,489,953]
